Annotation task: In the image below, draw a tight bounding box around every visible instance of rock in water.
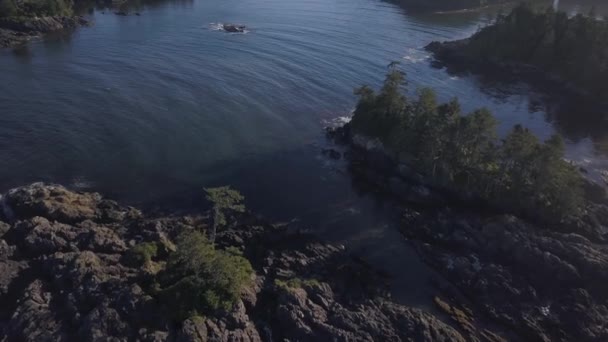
[222,24,246,33]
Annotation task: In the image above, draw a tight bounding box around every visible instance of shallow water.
[0,0,606,306]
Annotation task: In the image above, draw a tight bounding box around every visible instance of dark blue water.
[1,0,607,306]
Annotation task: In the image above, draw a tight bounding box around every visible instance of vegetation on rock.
[205,186,245,243]
[125,242,159,267]
[0,0,74,18]
[157,231,253,321]
[275,278,321,290]
[350,64,583,222]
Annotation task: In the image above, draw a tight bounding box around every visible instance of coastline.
[325,123,608,341]
[0,16,91,48]
[425,39,600,104]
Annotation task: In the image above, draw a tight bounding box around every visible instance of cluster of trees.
[125,187,252,321]
[0,0,74,18]
[350,65,583,222]
[465,3,608,98]
[156,231,253,321]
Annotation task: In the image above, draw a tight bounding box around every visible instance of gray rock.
[222,24,246,33]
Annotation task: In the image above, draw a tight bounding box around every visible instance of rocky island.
[426,4,608,113]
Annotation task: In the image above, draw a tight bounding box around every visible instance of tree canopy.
[0,0,74,18]
[465,3,608,99]
[157,231,253,321]
[350,66,583,223]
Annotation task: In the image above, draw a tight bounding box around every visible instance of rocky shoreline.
[0,183,479,341]
[0,170,606,341]
[326,123,608,341]
[0,16,90,48]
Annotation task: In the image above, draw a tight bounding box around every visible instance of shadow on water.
[430,58,608,144]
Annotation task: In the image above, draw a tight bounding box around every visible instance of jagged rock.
[178,317,208,342]
[7,280,68,341]
[275,284,466,341]
[3,183,602,341]
[4,183,137,224]
[222,24,246,33]
[402,209,608,341]
[5,183,101,222]
[10,217,126,256]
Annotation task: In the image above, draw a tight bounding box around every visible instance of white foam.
[321,111,353,128]
[72,177,94,189]
[402,48,429,64]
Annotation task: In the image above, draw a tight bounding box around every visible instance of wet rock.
[222,24,246,33]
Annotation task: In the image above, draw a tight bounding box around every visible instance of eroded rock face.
[0,184,467,342]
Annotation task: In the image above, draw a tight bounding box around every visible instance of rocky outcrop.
[0,183,469,341]
[0,16,91,48]
[222,24,246,33]
[401,209,608,341]
[326,123,608,341]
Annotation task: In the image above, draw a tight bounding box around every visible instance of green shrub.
[158,231,253,321]
[126,242,159,267]
[0,0,73,18]
[275,278,321,290]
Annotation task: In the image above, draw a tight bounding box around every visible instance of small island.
[426,4,608,113]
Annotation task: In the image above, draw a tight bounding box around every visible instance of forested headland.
[346,65,584,224]
[427,4,608,107]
